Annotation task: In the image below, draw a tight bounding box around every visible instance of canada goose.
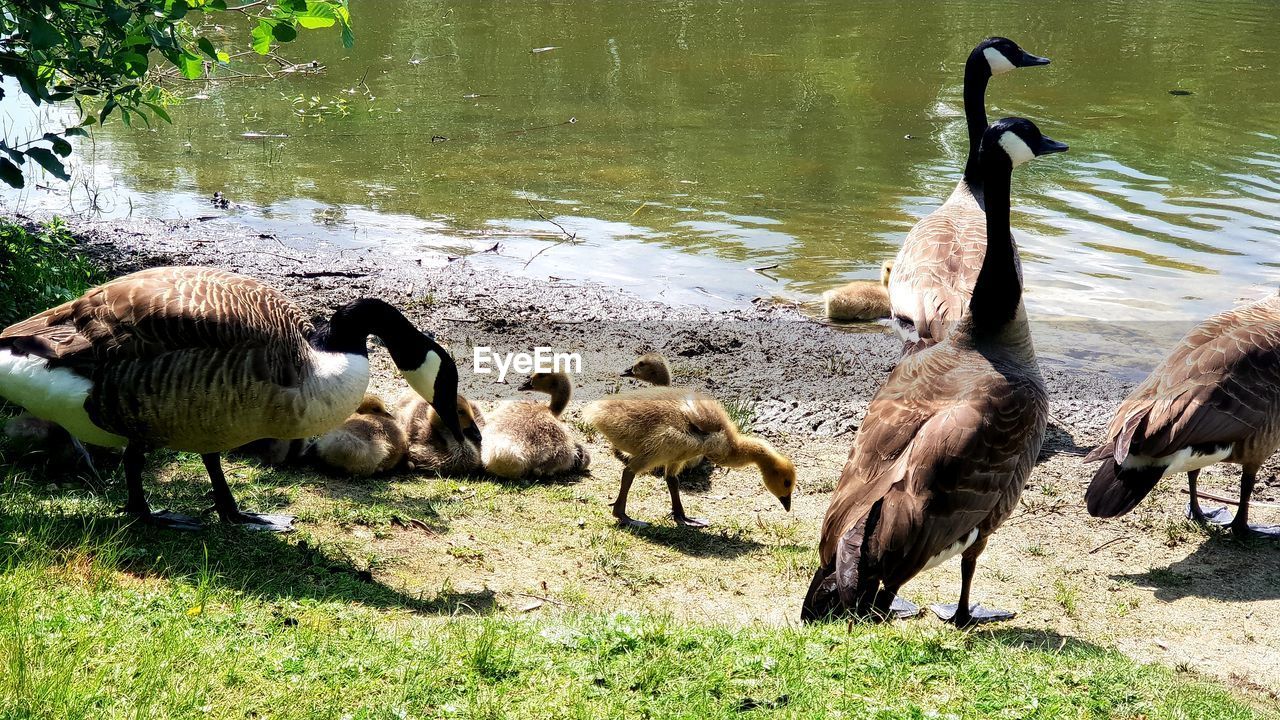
[583,386,796,527]
[481,372,589,479]
[823,260,894,322]
[311,394,408,477]
[621,352,671,386]
[0,266,463,532]
[888,37,1050,346]
[1085,294,1280,537]
[395,391,485,475]
[803,119,1067,626]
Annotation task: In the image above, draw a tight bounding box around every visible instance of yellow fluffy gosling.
[394,392,485,475]
[482,372,590,479]
[823,260,893,321]
[312,395,408,477]
[583,387,796,527]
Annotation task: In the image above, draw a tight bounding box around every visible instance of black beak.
[779,495,792,512]
[620,368,635,378]
[464,424,483,446]
[1034,136,1069,156]
[1017,51,1051,67]
[518,378,534,391]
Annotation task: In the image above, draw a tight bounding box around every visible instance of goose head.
[982,117,1069,170]
[621,353,671,386]
[879,259,894,288]
[760,452,798,512]
[974,37,1050,76]
[518,371,571,395]
[430,393,483,446]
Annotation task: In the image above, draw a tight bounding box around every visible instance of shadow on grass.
[1110,530,1280,603]
[624,522,765,559]
[980,626,1110,655]
[1038,421,1092,462]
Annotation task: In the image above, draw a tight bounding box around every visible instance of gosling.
[583,387,796,527]
[311,394,408,477]
[482,372,590,479]
[823,259,893,321]
[394,392,485,475]
[621,352,671,386]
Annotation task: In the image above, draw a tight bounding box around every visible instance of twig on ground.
[1089,536,1129,554]
[1180,488,1280,509]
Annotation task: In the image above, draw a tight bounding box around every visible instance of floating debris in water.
[431,136,448,143]
[904,134,915,140]
[1168,89,1193,96]
[531,46,560,54]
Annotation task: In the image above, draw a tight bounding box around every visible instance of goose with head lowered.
[803,118,1067,626]
[889,37,1049,348]
[0,266,463,532]
[1085,293,1280,538]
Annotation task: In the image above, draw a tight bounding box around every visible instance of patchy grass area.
[0,444,1274,719]
[0,217,102,327]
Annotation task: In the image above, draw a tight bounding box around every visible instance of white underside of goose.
[922,527,980,572]
[1119,445,1233,477]
[295,352,373,437]
[0,349,127,448]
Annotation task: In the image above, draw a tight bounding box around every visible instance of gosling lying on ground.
[583,387,796,527]
[394,392,485,475]
[311,394,408,477]
[482,372,590,479]
[823,260,893,321]
[3,412,104,484]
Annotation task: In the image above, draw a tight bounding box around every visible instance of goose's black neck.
[312,298,429,370]
[967,155,1019,339]
[961,50,992,189]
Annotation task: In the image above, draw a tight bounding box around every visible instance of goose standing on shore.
[803,119,1067,626]
[1085,294,1280,537]
[889,37,1050,347]
[0,266,463,532]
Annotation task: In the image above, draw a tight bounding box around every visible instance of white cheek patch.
[404,350,442,403]
[984,47,1017,75]
[998,131,1036,167]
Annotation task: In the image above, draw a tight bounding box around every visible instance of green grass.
[0,469,1272,720]
[0,217,102,328]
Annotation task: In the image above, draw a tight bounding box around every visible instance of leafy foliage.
[0,0,354,187]
[0,218,101,327]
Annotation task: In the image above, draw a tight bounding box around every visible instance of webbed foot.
[930,602,1016,627]
[674,514,709,528]
[889,596,921,620]
[122,508,203,532]
[223,511,294,532]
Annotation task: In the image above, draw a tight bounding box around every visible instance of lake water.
[2,0,1277,376]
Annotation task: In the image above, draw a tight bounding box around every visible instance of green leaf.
[25,147,70,181]
[65,127,88,137]
[29,17,62,50]
[341,21,355,49]
[143,102,173,124]
[167,0,190,20]
[197,37,218,59]
[250,21,273,55]
[271,22,298,43]
[0,157,24,188]
[118,51,149,76]
[282,0,308,11]
[176,51,204,79]
[216,51,230,63]
[99,98,117,125]
[208,0,228,9]
[43,133,73,157]
[296,2,337,29]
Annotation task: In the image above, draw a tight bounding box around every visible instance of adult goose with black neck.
[1085,291,1280,538]
[0,266,464,532]
[888,37,1049,348]
[803,118,1067,626]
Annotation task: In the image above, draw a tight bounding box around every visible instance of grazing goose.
[395,392,485,475]
[311,394,409,477]
[622,352,671,386]
[823,260,894,322]
[1085,293,1280,537]
[803,119,1067,626]
[481,372,589,479]
[889,37,1049,347]
[583,387,796,527]
[0,266,463,532]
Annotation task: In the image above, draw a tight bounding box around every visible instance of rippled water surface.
[2,0,1278,372]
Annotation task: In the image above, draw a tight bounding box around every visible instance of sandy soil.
[20,214,1280,697]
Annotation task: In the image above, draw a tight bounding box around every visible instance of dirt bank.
[16,214,1280,696]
